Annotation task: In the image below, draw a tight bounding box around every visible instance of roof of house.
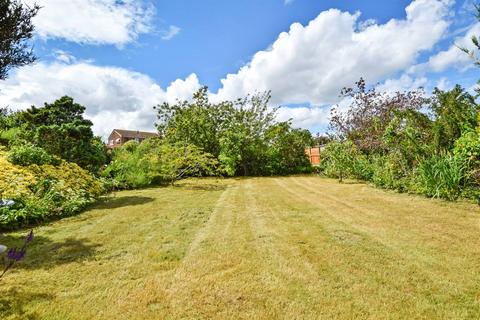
[112,129,159,139]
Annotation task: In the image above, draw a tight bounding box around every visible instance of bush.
[0,151,104,230]
[7,144,60,166]
[453,131,480,165]
[370,152,414,192]
[416,154,468,201]
[351,155,374,181]
[319,140,369,182]
[104,138,220,189]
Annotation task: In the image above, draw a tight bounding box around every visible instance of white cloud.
[0,0,459,137]
[276,106,331,132]
[214,0,452,105]
[377,74,428,93]
[161,25,181,40]
[0,61,201,139]
[435,77,451,90]
[24,0,154,46]
[284,0,295,5]
[409,22,480,74]
[53,50,77,64]
[358,18,377,31]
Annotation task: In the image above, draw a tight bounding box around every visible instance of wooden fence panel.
[305,147,321,165]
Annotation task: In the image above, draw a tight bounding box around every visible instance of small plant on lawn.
[0,229,33,279]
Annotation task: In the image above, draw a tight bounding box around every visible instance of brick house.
[107,129,159,148]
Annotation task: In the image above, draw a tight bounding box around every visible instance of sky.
[0,0,479,139]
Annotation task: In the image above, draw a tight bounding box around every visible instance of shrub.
[351,155,374,181]
[453,131,480,165]
[319,140,367,182]
[104,138,220,189]
[7,144,60,166]
[0,151,104,230]
[370,152,414,192]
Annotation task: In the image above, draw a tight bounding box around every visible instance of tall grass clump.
[417,154,469,201]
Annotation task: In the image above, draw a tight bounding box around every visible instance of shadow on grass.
[174,183,227,192]
[93,195,155,210]
[0,288,54,320]
[0,234,100,270]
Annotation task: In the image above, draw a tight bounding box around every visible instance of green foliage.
[453,131,480,164]
[416,154,469,201]
[155,87,233,157]
[431,86,479,152]
[383,109,433,166]
[104,138,220,188]
[0,127,20,146]
[14,96,107,172]
[265,123,314,175]
[330,78,427,153]
[370,153,414,192]
[0,151,104,230]
[325,79,480,202]
[319,141,359,182]
[0,0,39,80]
[155,87,312,176]
[7,144,60,166]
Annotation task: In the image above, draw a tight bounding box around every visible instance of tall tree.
[155,87,311,176]
[330,78,428,154]
[16,96,106,172]
[154,87,234,157]
[0,0,39,80]
[431,85,479,152]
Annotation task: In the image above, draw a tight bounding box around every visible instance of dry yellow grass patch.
[0,176,479,319]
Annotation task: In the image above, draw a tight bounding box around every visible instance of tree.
[154,86,234,157]
[460,4,480,67]
[320,140,359,182]
[18,96,92,127]
[15,96,106,172]
[265,122,313,174]
[330,78,428,154]
[155,87,309,176]
[431,85,479,152]
[218,91,276,176]
[0,0,39,80]
[383,109,433,166]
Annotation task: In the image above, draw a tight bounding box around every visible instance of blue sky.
[32,0,424,89]
[1,0,479,138]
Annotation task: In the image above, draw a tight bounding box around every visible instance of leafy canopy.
[155,87,313,176]
[14,96,106,173]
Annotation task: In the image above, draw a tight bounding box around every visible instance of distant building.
[107,129,159,148]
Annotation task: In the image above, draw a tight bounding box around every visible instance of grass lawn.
[1,176,479,319]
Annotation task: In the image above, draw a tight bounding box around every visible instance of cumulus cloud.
[409,22,480,74]
[357,18,377,31]
[377,74,428,93]
[276,105,331,132]
[0,0,458,137]
[214,0,451,105]
[24,0,154,46]
[161,25,181,40]
[0,61,201,138]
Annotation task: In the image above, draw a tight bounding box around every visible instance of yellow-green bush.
[0,151,104,229]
